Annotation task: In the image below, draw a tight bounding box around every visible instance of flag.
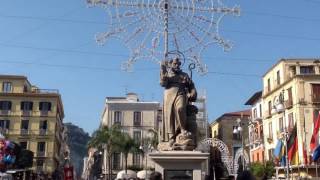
[312,145,320,161]
[274,140,283,158]
[280,145,287,166]
[287,124,299,165]
[303,142,308,165]
[310,112,320,152]
[273,139,287,166]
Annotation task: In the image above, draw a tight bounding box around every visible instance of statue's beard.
[171,67,181,73]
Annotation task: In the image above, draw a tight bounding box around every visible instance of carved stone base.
[157,142,173,151]
[172,132,195,151]
[158,131,195,151]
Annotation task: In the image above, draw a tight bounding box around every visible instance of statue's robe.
[160,70,196,142]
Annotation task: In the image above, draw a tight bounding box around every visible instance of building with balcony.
[210,110,250,159]
[245,91,264,163]
[262,59,320,165]
[100,93,160,173]
[0,75,65,174]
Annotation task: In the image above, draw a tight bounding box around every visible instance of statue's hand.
[161,60,169,67]
[187,92,197,102]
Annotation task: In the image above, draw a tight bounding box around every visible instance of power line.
[2,8,80,44]
[244,10,320,23]
[1,10,320,24]
[223,29,320,41]
[0,42,128,57]
[0,59,261,77]
[0,41,277,64]
[0,14,106,25]
[207,71,261,77]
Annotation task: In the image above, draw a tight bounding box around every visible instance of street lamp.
[233,118,245,171]
[271,90,290,179]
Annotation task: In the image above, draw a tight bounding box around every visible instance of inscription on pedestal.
[165,170,193,180]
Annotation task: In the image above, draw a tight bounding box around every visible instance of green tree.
[250,162,265,178]
[249,161,275,179]
[88,125,122,180]
[118,133,139,174]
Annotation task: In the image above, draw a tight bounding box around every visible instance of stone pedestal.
[149,151,209,180]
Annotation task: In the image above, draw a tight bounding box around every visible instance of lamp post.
[139,131,155,179]
[271,90,290,179]
[139,143,154,179]
[233,118,245,171]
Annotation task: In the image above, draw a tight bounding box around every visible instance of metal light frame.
[87,0,240,74]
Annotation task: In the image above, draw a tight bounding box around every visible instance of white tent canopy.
[116,170,137,180]
[137,170,153,179]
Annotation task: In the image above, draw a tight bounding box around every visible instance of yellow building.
[262,59,320,167]
[0,75,65,174]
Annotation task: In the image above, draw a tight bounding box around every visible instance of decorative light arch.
[233,147,250,174]
[198,138,234,175]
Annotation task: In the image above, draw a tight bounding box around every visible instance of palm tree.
[88,125,122,180]
[118,133,139,173]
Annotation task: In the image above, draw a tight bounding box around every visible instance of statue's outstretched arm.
[160,60,169,87]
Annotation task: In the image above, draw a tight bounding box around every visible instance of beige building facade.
[101,93,160,171]
[210,110,250,158]
[0,75,65,174]
[262,59,320,165]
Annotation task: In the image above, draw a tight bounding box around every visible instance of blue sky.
[0,0,320,134]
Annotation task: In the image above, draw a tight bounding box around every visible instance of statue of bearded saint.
[159,57,197,151]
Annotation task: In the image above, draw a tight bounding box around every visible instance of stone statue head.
[170,57,181,72]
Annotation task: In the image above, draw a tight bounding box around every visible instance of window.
[312,84,320,102]
[232,126,240,140]
[268,148,274,161]
[20,142,27,149]
[253,108,257,119]
[20,101,33,111]
[37,142,46,154]
[279,117,284,132]
[132,153,140,167]
[39,102,51,111]
[0,101,12,110]
[39,120,47,130]
[133,111,141,126]
[133,131,141,143]
[300,66,314,74]
[0,120,10,130]
[112,153,121,170]
[2,82,12,93]
[288,113,294,131]
[259,104,262,118]
[214,131,217,138]
[268,101,272,116]
[39,120,47,135]
[276,70,280,85]
[21,120,29,130]
[21,120,29,135]
[267,78,271,92]
[114,111,121,125]
[287,87,293,107]
[23,85,28,93]
[268,122,273,139]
